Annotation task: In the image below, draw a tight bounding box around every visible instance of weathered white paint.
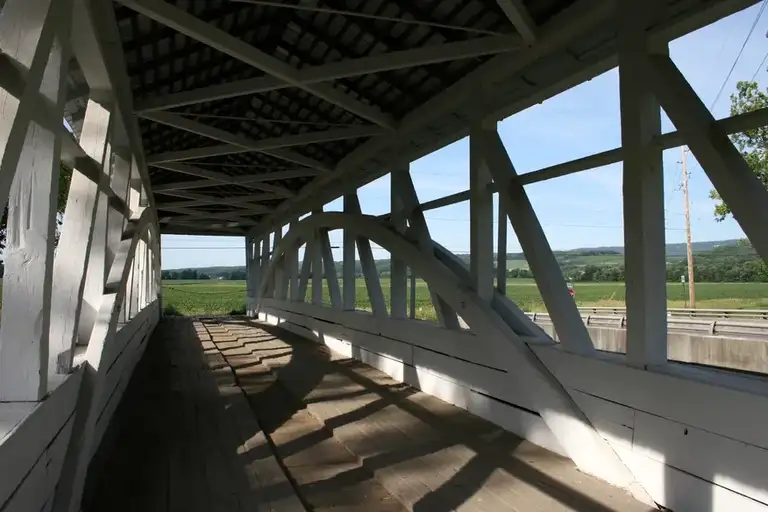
[78,144,113,348]
[0,369,83,510]
[618,4,668,367]
[49,101,113,376]
[54,211,157,512]
[534,344,768,510]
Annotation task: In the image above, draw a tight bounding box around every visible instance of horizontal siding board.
[532,345,768,451]
[0,369,83,507]
[3,417,75,512]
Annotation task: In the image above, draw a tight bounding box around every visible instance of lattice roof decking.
[56,0,757,235]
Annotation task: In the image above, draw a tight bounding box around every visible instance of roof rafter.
[156,190,275,211]
[115,0,398,129]
[151,167,318,191]
[495,0,538,43]
[153,161,294,197]
[134,35,522,112]
[143,111,380,169]
[159,205,260,225]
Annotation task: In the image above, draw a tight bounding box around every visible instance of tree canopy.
[710,80,768,220]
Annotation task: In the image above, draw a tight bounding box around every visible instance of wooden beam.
[496,195,508,295]
[618,3,668,367]
[390,166,408,319]
[153,161,294,197]
[0,0,72,400]
[143,111,377,171]
[479,126,594,355]
[319,228,342,309]
[648,53,768,263]
[391,169,460,329]
[345,195,387,318]
[311,209,323,306]
[470,125,495,303]
[495,0,538,43]
[49,100,112,379]
[342,194,357,311]
[116,0,397,128]
[135,35,522,111]
[287,218,299,301]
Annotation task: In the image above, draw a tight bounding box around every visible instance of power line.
[709,0,767,110]
[751,47,768,81]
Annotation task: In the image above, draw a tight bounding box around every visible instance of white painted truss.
[0,0,767,511]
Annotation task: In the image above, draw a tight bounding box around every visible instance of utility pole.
[682,146,696,308]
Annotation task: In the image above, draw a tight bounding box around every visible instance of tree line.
[161,268,247,280]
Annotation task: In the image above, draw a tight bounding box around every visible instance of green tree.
[710,81,768,220]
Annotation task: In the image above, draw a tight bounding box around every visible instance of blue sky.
[162,4,768,269]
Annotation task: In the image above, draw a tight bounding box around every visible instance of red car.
[566,282,575,297]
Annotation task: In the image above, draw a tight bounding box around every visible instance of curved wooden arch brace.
[54,208,159,512]
[258,212,649,499]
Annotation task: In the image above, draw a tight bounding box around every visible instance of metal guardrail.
[574,307,768,320]
[525,312,768,339]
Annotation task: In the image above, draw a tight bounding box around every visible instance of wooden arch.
[255,211,644,496]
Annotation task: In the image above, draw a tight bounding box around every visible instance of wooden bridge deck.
[83,317,652,512]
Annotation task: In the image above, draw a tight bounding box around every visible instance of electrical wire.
[751,47,768,81]
[709,0,768,110]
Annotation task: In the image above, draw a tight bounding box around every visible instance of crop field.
[162,278,768,318]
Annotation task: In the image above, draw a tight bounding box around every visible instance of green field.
[162,278,768,318]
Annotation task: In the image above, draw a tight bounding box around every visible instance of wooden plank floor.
[83,317,653,512]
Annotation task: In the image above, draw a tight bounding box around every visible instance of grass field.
[162,278,768,318]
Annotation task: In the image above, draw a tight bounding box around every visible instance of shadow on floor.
[82,317,650,512]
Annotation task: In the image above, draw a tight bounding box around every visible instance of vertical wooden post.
[78,145,113,347]
[409,271,417,319]
[390,167,408,318]
[106,151,131,271]
[619,2,668,367]
[312,210,323,306]
[273,226,286,299]
[0,0,70,211]
[320,228,342,309]
[345,195,387,318]
[497,196,508,295]
[287,219,299,301]
[470,125,495,303]
[49,99,112,376]
[0,0,72,399]
[245,235,252,312]
[297,239,313,303]
[391,170,459,329]
[261,234,271,298]
[248,236,262,312]
[342,194,357,310]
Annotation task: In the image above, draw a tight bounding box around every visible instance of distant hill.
[164,239,745,275]
[560,239,741,258]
